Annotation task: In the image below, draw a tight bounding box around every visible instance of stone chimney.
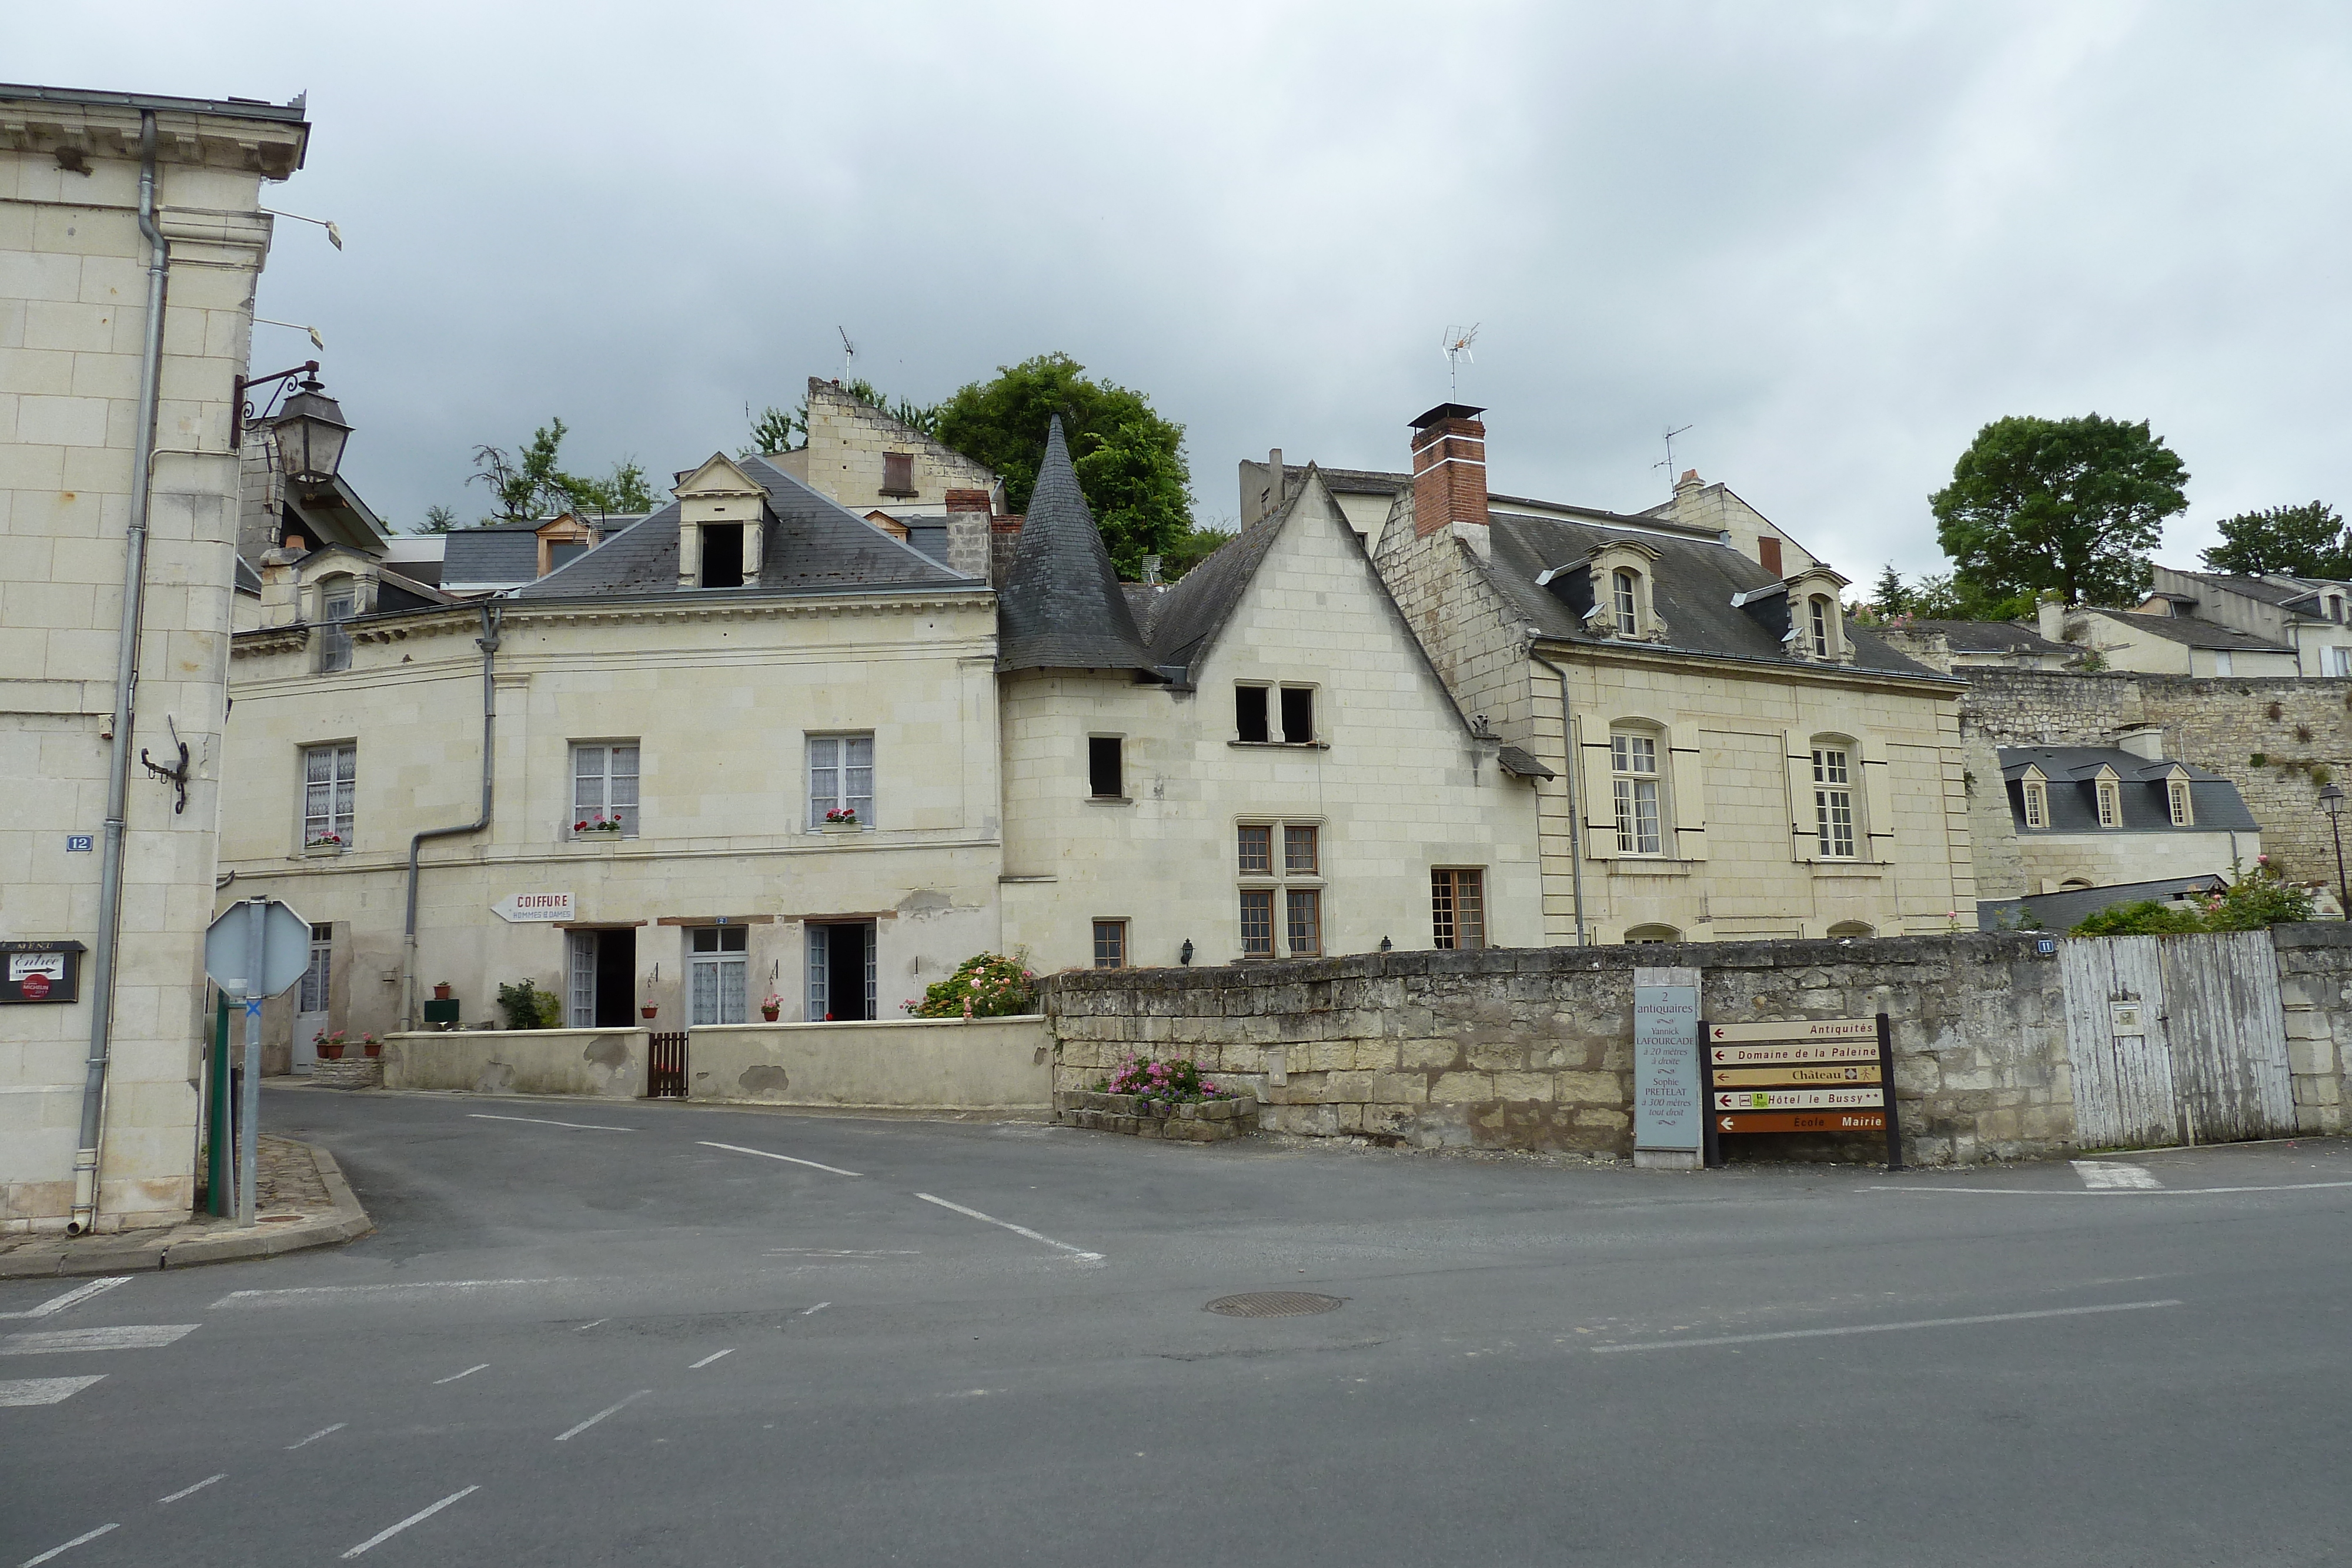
[988,514,1024,589]
[2114,724,2166,761]
[2036,594,2067,643]
[1409,403,1488,539]
[259,541,305,628]
[1267,448,1285,518]
[944,489,993,581]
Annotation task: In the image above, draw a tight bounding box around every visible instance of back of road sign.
[202,899,312,998]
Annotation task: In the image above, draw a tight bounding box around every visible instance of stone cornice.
[1534,637,1965,694]
[0,93,307,176]
[232,625,309,658]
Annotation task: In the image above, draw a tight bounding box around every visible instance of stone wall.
[685,1016,1051,1110]
[1043,935,2073,1166]
[2269,923,2352,1136]
[383,1028,649,1098]
[1962,670,2352,883]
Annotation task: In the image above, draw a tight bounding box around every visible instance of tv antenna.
[837,326,856,383]
[1441,324,1479,402]
[1653,423,1693,486]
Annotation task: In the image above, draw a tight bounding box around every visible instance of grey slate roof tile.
[1901,618,2072,657]
[1996,745,2258,834]
[995,419,1160,674]
[2089,610,2294,653]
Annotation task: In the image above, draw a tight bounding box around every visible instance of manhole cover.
[1204,1291,1345,1318]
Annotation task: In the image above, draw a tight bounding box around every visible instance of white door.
[292,924,332,1074]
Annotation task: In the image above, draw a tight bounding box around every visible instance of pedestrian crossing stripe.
[0,1375,105,1406]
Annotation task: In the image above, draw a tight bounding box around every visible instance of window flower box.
[302,834,346,857]
[571,813,626,841]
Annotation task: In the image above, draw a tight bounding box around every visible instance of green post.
[208,991,230,1217]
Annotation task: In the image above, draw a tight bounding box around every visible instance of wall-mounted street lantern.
[231,360,353,488]
[2319,782,2348,920]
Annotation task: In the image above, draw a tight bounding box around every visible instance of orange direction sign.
[1706,1017,1877,1044]
[1710,1064,1880,1088]
[1712,1088,1885,1111]
[1715,1110,1887,1134]
[1708,1040,1879,1066]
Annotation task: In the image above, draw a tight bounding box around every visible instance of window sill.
[1602,857,1695,877]
[1804,860,1886,878]
[1085,796,1134,806]
[813,824,870,835]
[565,833,636,847]
[1228,740,1329,751]
[301,844,346,858]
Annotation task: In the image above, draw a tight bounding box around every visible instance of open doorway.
[566,927,639,1027]
[806,921,876,1021]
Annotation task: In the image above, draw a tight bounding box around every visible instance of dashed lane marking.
[1590,1299,2183,1353]
[433,1363,490,1384]
[158,1474,226,1505]
[0,1377,105,1407]
[915,1193,1105,1263]
[2074,1160,2164,1189]
[469,1113,637,1133]
[689,1349,734,1369]
[212,1280,572,1308]
[286,1423,346,1450]
[554,1389,651,1442]
[0,1278,130,1321]
[1870,1179,2352,1196]
[1,1325,198,1356]
[339,1486,479,1559]
[18,1523,116,1566]
[800,1302,831,1316]
[573,1319,609,1332]
[699,1141,861,1178]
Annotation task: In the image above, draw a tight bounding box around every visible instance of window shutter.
[882,452,915,496]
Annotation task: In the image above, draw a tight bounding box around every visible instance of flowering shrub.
[906,952,1035,1018]
[824,807,860,825]
[2070,855,2314,935]
[1095,1054,1234,1104]
[573,813,623,834]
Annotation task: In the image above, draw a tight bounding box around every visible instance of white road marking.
[689,1349,734,1369]
[915,1193,1105,1262]
[699,1141,861,1177]
[2074,1159,2163,1189]
[1871,1179,2352,1196]
[574,1318,609,1332]
[286,1422,346,1449]
[766,1249,918,1257]
[0,1376,105,1407]
[0,1278,131,1320]
[433,1363,490,1384]
[1,1325,197,1356]
[801,1302,831,1316]
[1591,1299,2183,1353]
[212,1279,571,1308]
[19,1523,116,1566]
[469,1113,636,1132]
[158,1473,226,1505]
[554,1389,651,1442]
[339,1486,479,1559]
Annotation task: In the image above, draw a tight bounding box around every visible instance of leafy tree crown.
[1929,413,2188,607]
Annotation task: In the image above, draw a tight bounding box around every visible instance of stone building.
[1362,403,1976,944]
[2,85,310,1232]
[2144,566,2352,676]
[769,377,1004,567]
[1873,618,2076,675]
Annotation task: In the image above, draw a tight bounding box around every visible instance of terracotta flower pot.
[761,1007,781,1022]
[641,1005,658,1019]
[363,1040,382,1058]
[316,1042,345,1061]
[432,984,452,1001]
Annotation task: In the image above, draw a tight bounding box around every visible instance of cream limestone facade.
[771,377,1002,516]
[2,88,308,1231]
[997,476,1542,967]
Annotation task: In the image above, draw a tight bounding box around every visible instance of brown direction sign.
[1711,1088,1885,1111]
[1706,1017,1878,1045]
[1713,1109,1887,1134]
[1710,1064,1880,1087]
[1708,1040,1879,1066]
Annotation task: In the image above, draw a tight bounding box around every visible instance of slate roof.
[1975,873,2231,934]
[517,456,974,600]
[1475,514,1945,679]
[1143,502,1287,676]
[1496,745,1555,780]
[995,419,1160,674]
[441,524,542,588]
[1902,619,2072,657]
[2090,610,2294,654]
[2162,570,2320,613]
[1996,746,2258,834]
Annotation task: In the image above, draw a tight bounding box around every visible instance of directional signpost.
[1699,1013,1901,1170]
[202,898,313,1225]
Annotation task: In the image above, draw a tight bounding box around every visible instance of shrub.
[2068,857,2314,936]
[2071,900,2207,936]
[497,979,562,1030]
[1095,1054,1237,1104]
[906,952,1035,1018]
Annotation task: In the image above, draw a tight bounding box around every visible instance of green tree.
[470,418,656,522]
[744,379,941,457]
[2199,501,2348,578]
[1903,570,2034,623]
[932,352,1195,575]
[1870,563,1909,617]
[416,504,459,534]
[1930,414,2189,607]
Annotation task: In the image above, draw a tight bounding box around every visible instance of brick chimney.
[1409,404,1488,538]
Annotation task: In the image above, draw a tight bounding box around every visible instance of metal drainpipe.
[1528,647,1588,948]
[402,605,502,1031]
[68,111,168,1235]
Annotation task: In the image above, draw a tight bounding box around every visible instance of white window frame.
[1611,730,1663,855]
[2022,779,2047,830]
[302,743,356,850]
[1612,569,1639,636]
[808,733,875,828]
[2097,778,2122,828]
[570,741,640,838]
[690,926,748,1026]
[1237,817,1324,958]
[2168,779,2193,828]
[1812,744,1857,859]
[318,579,356,674]
[1809,596,1832,658]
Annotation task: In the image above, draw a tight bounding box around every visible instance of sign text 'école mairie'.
[1715,1109,1887,1134]
[1632,979,1702,1153]
[493,891,574,924]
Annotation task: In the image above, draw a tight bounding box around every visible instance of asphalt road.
[5,1089,2350,1567]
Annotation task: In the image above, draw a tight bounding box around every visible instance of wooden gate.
[649,1031,687,1099]
[2059,931,2294,1149]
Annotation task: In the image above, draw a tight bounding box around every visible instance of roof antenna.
[837,326,856,383]
[1441,324,1479,403]
[1653,423,1693,488]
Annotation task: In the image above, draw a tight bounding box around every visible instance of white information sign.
[493,891,574,924]
[8,952,65,982]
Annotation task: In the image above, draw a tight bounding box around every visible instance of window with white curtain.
[808,734,875,827]
[571,742,640,837]
[301,743,355,849]
[1812,744,1857,858]
[690,926,747,1025]
[1611,730,1662,855]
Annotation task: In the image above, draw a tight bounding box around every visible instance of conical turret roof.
[996,416,1161,676]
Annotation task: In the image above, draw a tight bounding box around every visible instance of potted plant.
[359,1032,383,1058]
[641,1002,658,1019]
[820,807,860,832]
[432,981,453,1001]
[303,830,345,854]
[315,1031,346,1061]
[760,991,783,1022]
[573,812,624,837]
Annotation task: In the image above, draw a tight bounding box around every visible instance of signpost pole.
[208,991,229,1218]
[1877,1011,1902,1172]
[239,899,263,1225]
[1697,1021,1722,1169]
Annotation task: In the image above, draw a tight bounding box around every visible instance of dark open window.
[1236,686,1269,743]
[881,452,916,497]
[1280,686,1314,744]
[1089,736,1123,799]
[701,523,744,589]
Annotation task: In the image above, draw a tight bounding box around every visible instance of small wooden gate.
[648,1031,688,1099]
[2059,930,2294,1149]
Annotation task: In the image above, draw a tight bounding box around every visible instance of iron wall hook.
[139,714,190,815]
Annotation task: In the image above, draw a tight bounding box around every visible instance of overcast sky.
[21,3,2352,580]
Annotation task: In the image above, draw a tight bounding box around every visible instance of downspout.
[403,605,502,1031]
[68,111,168,1234]
[1528,647,1588,947]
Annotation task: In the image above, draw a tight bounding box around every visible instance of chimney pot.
[1408,403,1489,538]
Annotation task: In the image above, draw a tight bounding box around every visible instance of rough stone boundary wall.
[1043,935,2076,1166]
[2270,924,2351,1136]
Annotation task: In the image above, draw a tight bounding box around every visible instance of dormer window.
[2169,778,2193,827]
[672,451,769,590]
[2096,778,2122,827]
[1809,596,1833,657]
[1613,570,1639,636]
[700,523,745,589]
[2022,778,2047,829]
[2332,596,2344,624]
[1585,541,1666,641]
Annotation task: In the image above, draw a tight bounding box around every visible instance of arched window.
[1808,596,1833,657]
[1622,924,1681,945]
[2167,779,2193,827]
[2059,877,2093,891]
[2096,778,2122,827]
[1809,737,1857,859]
[1828,921,1875,938]
[2021,779,2049,830]
[1609,725,1664,855]
[1612,569,1639,636]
